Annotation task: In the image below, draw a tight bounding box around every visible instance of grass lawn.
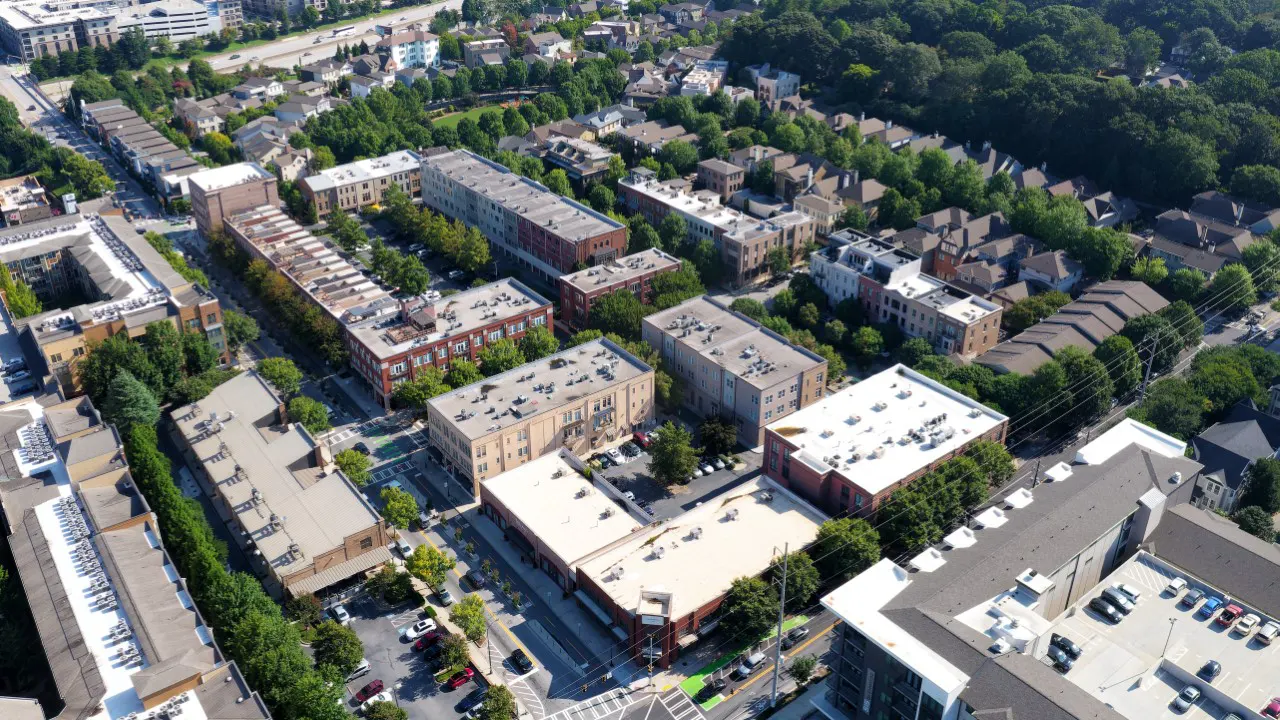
[433,104,505,129]
[678,615,810,702]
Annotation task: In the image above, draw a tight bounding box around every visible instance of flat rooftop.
[0,2,110,30]
[0,175,47,212]
[560,248,681,294]
[421,149,625,243]
[346,278,551,360]
[577,476,825,621]
[171,372,384,571]
[886,271,1001,322]
[767,364,1007,495]
[644,295,826,390]
[301,149,421,194]
[428,338,653,441]
[481,450,645,568]
[621,171,812,243]
[187,162,273,193]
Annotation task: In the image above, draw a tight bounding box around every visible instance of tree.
[587,184,616,213]
[699,417,737,455]
[768,246,791,277]
[720,577,779,640]
[1167,268,1206,302]
[850,326,883,367]
[1231,165,1280,206]
[365,703,408,720]
[518,325,559,361]
[285,594,323,627]
[105,370,160,432]
[479,686,518,720]
[1056,346,1113,427]
[770,551,819,611]
[1234,506,1276,542]
[1243,241,1280,294]
[647,421,701,485]
[1124,27,1163,76]
[450,593,487,643]
[897,337,935,368]
[1121,314,1181,375]
[545,169,573,197]
[1128,378,1208,440]
[658,139,699,174]
[448,359,484,389]
[729,298,767,321]
[790,654,818,684]
[811,518,880,582]
[477,339,526,376]
[1093,335,1142,397]
[440,632,469,667]
[287,396,331,434]
[335,448,371,486]
[1209,263,1257,313]
[658,213,688,248]
[797,303,820,328]
[392,367,450,409]
[1004,291,1071,333]
[1160,301,1204,350]
[1240,458,1280,513]
[256,357,303,396]
[588,289,648,340]
[1130,256,1168,286]
[223,310,260,352]
[311,620,364,676]
[405,543,456,588]
[966,439,1015,485]
[380,486,419,529]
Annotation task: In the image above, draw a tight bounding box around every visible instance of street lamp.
[1162,617,1177,657]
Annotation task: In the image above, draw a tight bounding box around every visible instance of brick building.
[558,249,681,330]
[299,150,422,217]
[188,163,279,237]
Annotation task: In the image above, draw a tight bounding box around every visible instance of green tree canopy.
[647,421,701,486]
[811,518,880,583]
[1240,458,1280,514]
[405,543,456,588]
[477,339,527,376]
[105,369,160,432]
[380,486,419,529]
[256,357,303,397]
[335,448,371,486]
[450,593,487,643]
[287,396,331,434]
[588,289,649,340]
[1235,505,1276,541]
[311,620,364,676]
[719,576,779,640]
[770,551,820,611]
[518,325,560,361]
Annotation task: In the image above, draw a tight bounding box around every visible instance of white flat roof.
[481,450,644,567]
[560,248,682,295]
[302,150,421,193]
[1073,418,1185,466]
[187,162,273,192]
[577,476,825,621]
[767,364,1007,495]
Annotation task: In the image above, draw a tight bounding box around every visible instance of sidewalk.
[325,373,385,421]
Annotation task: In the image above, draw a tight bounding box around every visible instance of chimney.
[982,140,992,151]
[315,442,334,470]
[806,166,814,189]
[885,120,893,129]
[859,111,866,121]
[853,169,860,186]
[1040,161,1047,172]
[276,401,288,426]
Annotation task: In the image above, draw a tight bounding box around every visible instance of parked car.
[692,466,704,478]
[1089,597,1122,623]
[711,457,726,470]
[466,569,486,588]
[633,431,653,448]
[360,691,392,713]
[1199,660,1221,681]
[695,678,726,702]
[3,357,26,372]
[509,648,533,673]
[1112,583,1142,605]
[418,511,433,529]
[781,626,810,650]
[699,461,714,475]
[447,270,465,281]
[1046,645,1074,672]
[353,441,371,455]
[1258,621,1280,645]
[346,658,371,682]
[1099,588,1135,615]
[1050,634,1082,659]
[402,618,438,640]
[1181,587,1205,608]
[329,604,350,625]
[1234,613,1260,635]
[620,442,641,458]
[1217,604,1244,628]
[446,667,475,689]
[355,680,384,702]
[456,687,487,713]
[605,448,623,464]
[732,652,767,679]
[5,370,30,383]
[1264,698,1280,718]
[1197,595,1224,619]
[395,538,413,557]
[1171,685,1200,713]
[435,586,455,606]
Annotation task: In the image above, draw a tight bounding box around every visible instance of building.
[1190,399,1280,512]
[116,0,220,42]
[542,137,615,185]
[7,213,229,394]
[299,150,421,217]
[300,58,352,85]
[419,148,628,281]
[1148,208,1256,277]
[745,63,800,106]
[204,0,242,31]
[0,393,271,720]
[375,26,440,69]
[792,193,844,236]
[620,168,817,287]
[815,422,1200,720]
[188,162,278,237]
[558,248,681,330]
[616,120,697,154]
[573,104,647,137]
[80,100,202,201]
[524,30,570,57]
[172,371,392,596]
[1018,249,1085,293]
[576,475,825,668]
[642,296,828,446]
[427,338,655,495]
[273,95,332,124]
[345,279,554,409]
[0,2,117,61]
[695,158,744,202]
[479,449,644,591]
[0,175,52,226]
[679,59,728,96]
[174,97,225,136]
[930,212,1013,281]
[977,280,1169,375]
[763,364,1008,516]
[463,37,509,67]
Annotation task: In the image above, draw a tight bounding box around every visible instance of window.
[489,330,502,342]
[478,462,489,473]
[207,313,218,324]
[517,429,528,440]
[476,446,487,458]
[517,446,528,457]
[360,537,374,549]
[454,341,469,353]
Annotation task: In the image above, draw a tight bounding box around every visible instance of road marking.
[658,688,703,720]
[543,689,636,720]
[509,676,546,720]
[784,621,838,660]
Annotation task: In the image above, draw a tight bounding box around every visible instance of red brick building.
[558,249,682,330]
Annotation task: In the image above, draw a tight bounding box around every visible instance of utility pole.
[770,543,789,708]
[1139,334,1158,401]
[1031,459,1041,487]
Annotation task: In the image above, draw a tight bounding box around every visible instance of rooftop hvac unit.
[612,565,626,580]
[725,508,740,521]
[652,545,666,559]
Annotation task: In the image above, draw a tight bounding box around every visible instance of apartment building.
[679,59,728,96]
[174,96,225,136]
[641,296,828,447]
[0,394,272,720]
[419,148,628,282]
[0,1,117,61]
[427,338,655,495]
[0,175,52,226]
[463,37,509,67]
[763,364,1008,516]
[81,100,203,201]
[620,167,817,287]
[542,137,615,185]
[188,162,278,237]
[745,63,800,106]
[116,0,220,41]
[810,232,1003,358]
[559,248,681,330]
[345,279,554,409]
[299,150,421,217]
[172,371,391,596]
[375,26,440,69]
[8,213,229,395]
[205,0,242,31]
[695,158,744,202]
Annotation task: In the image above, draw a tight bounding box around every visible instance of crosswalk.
[657,687,705,720]
[509,676,546,719]
[371,461,415,484]
[543,688,636,720]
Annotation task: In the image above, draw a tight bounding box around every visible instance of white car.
[435,586,454,606]
[402,618,437,640]
[699,461,714,475]
[359,691,392,713]
[692,466,704,477]
[711,457,726,470]
[5,370,30,383]
[330,604,351,625]
[1234,613,1260,635]
[605,448,623,464]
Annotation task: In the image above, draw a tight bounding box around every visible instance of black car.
[781,627,810,650]
[456,687,486,713]
[1046,645,1074,672]
[695,678,726,702]
[1050,633,1082,659]
[353,442,371,455]
[1199,660,1221,682]
[1090,597,1123,623]
[509,649,533,673]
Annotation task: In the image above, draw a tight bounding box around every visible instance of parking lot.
[594,442,763,522]
[1050,552,1280,720]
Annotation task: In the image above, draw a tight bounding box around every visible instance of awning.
[677,633,700,649]
[574,588,617,631]
[287,546,393,597]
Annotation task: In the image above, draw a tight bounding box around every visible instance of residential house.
[463,37,510,67]
[272,149,311,182]
[658,2,705,26]
[950,232,1043,296]
[173,97,223,137]
[300,58,352,85]
[1019,250,1085,293]
[231,76,285,101]
[274,95,332,124]
[281,79,325,97]
[931,211,1013,280]
[375,27,440,69]
[744,63,799,106]
[349,73,393,98]
[542,137,615,185]
[574,104,647,137]
[526,119,596,144]
[835,177,886,215]
[965,140,1021,179]
[1191,399,1280,512]
[616,120,696,154]
[792,193,843,236]
[524,30,570,57]
[906,132,967,164]
[728,145,786,174]
[696,158,744,202]
[1189,190,1280,235]
[679,59,728,96]
[1148,209,1256,278]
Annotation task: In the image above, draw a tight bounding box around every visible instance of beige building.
[695,158,744,202]
[0,175,52,226]
[188,162,279,237]
[641,296,828,447]
[171,371,392,596]
[428,338,656,495]
[299,150,421,217]
[0,2,117,61]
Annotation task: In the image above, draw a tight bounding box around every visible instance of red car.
[1217,604,1243,627]
[1264,698,1280,718]
[632,431,652,448]
[446,667,475,689]
[355,679,384,702]
[414,630,443,651]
